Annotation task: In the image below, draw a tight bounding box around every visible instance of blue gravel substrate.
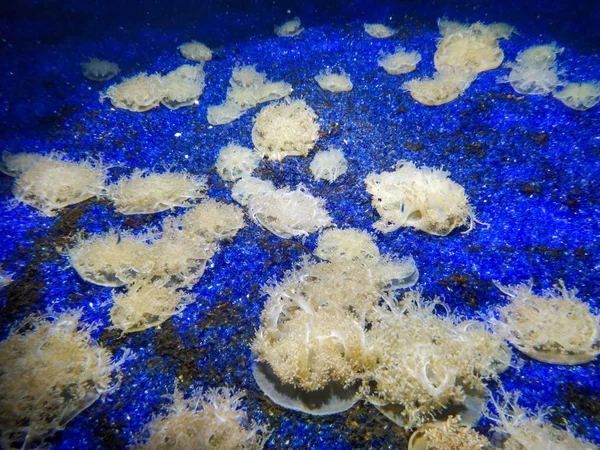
[1,0,599,448]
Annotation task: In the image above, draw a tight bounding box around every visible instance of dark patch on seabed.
[1,200,93,320]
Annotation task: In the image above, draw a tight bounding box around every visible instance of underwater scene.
[0,0,599,448]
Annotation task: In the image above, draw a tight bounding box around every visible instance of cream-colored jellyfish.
[252,99,320,161]
[494,280,600,364]
[314,69,353,92]
[378,47,421,75]
[101,73,165,112]
[101,65,205,112]
[254,285,509,428]
[230,176,276,207]
[0,311,127,449]
[161,64,206,110]
[108,170,207,215]
[163,199,246,243]
[215,143,261,181]
[275,17,304,37]
[11,154,106,216]
[207,65,292,125]
[134,386,269,449]
[516,43,563,66]
[309,148,348,182]
[0,266,12,289]
[364,23,397,38]
[314,228,380,263]
[0,152,45,177]
[178,40,212,62]
[365,161,476,235]
[110,280,194,333]
[68,230,155,287]
[434,20,509,74]
[402,66,476,106]
[486,390,596,450]
[501,43,564,95]
[248,186,332,238]
[408,416,491,450]
[553,81,600,111]
[252,238,420,416]
[81,58,120,81]
[506,63,562,95]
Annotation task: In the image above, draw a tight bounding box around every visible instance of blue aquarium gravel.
[0,0,599,448]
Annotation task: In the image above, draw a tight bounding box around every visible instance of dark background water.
[2,0,600,44]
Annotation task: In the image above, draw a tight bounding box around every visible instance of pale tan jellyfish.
[68,230,155,287]
[485,390,596,450]
[215,143,261,181]
[134,385,270,449]
[12,154,106,216]
[101,73,165,112]
[162,199,246,243]
[506,63,562,95]
[253,284,508,427]
[362,290,510,429]
[408,416,491,450]
[364,23,397,38]
[553,82,600,111]
[108,169,207,215]
[252,99,320,161]
[178,40,212,62]
[207,103,247,126]
[101,65,205,111]
[314,69,353,92]
[110,280,195,333]
[309,148,348,182]
[403,66,476,106]
[502,43,564,95]
[252,236,419,415]
[248,186,332,238]
[207,65,292,125]
[231,176,276,207]
[434,21,506,74]
[81,58,120,81]
[516,43,564,66]
[0,152,45,177]
[494,280,600,364]
[275,17,304,37]
[0,311,127,449]
[365,161,477,235]
[378,47,421,75]
[486,22,516,40]
[161,64,206,110]
[314,228,381,262]
[0,266,12,289]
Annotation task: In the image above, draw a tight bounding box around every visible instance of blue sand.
[0,0,599,448]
